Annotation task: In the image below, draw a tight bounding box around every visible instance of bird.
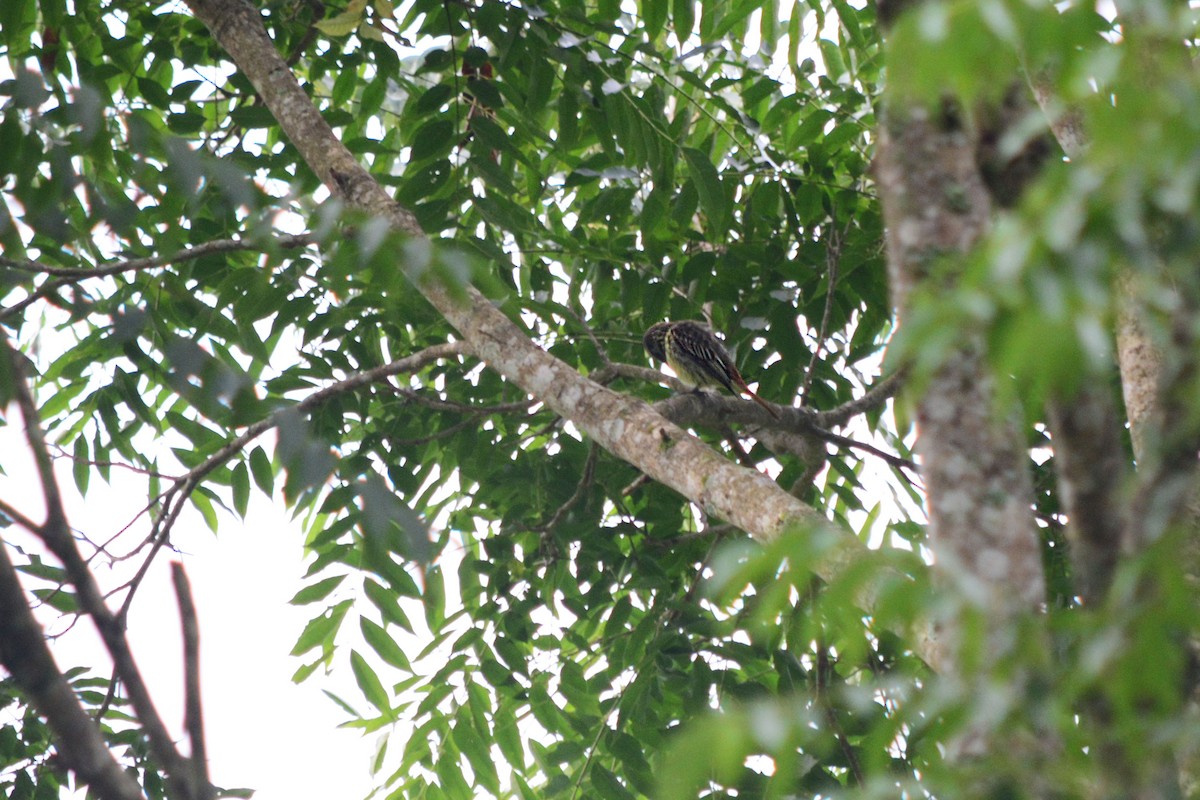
[643,320,780,418]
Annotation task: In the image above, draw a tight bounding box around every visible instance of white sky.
[0,421,379,799]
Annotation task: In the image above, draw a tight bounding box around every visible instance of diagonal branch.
[183,0,828,550]
[115,342,473,621]
[0,233,314,279]
[815,368,907,429]
[0,537,146,800]
[3,335,192,798]
[0,234,315,322]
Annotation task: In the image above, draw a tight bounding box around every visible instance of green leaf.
[643,0,668,40]
[681,146,728,235]
[32,587,77,614]
[452,707,500,794]
[359,473,432,566]
[289,575,346,605]
[72,436,90,495]
[349,649,392,717]
[360,616,412,670]
[422,565,445,632]
[590,765,635,800]
[315,0,367,36]
[290,599,352,657]
[672,0,695,41]
[363,578,415,633]
[493,705,525,769]
[190,489,219,533]
[231,461,250,518]
[409,119,455,163]
[249,445,274,496]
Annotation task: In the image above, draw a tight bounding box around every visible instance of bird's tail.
[734,376,780,419]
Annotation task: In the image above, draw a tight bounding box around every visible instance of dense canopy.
[3,0,1200,798]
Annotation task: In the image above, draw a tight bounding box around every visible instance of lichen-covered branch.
[182,0,826,547]
[875,104,1045,614]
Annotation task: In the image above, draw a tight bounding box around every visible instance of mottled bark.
[876,104,1045,616]
[1116,272,1167,468]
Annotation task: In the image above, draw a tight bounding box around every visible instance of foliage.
[4,0,1200,798]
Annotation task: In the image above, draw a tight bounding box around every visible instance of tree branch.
[2,335,189,798]
[0,234,315,322]
[117,342,473,620]
[171,563,215,800]
[651,392,917,473]
[183,0,829,551]
[0,233,314,279]
[0,538,146,800]
[815,368,908,429]
[0,495,43,535]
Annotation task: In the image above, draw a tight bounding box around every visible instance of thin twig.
[0,496,43,535]
[119,341,474,618]
[1,234,316,323]
[392,386,531,416]
[0,233,314,279]
[171,562,214,800]
[800,214,848,404]
[814,367,908,429]
[0,277,71,322]
[92,497,168,566]
[620,474,652,496]
[717,422,757,468]
[48,444,181,480]
[811,424,919,474]
[566,306,611,367]
[816,644,865,787]
[535,444,599,533]
[93,663,122,728]
[3,334,194,799]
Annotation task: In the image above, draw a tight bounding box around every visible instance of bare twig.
[652,392,917,473]
[800,215,850,404]
[0,233,314,279]
[535,444,599,533]
[1,234,316,323]
[815,368,908,429]
[387,416,487,447]
[93,496,169,566]
[0,276,71,322]
[643,523,736,549]
[392,386,531,416]
[810,424,919,474]
[0,496,43,535]
[171,563,215,800]
[47,444,182,480]
[566,307,611,367]
[0,539,145,800]
[621,474,652,496]
[3,334,192,799]
[717,422,757,468]
[117,341,473,618]
[816,644,865,787]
